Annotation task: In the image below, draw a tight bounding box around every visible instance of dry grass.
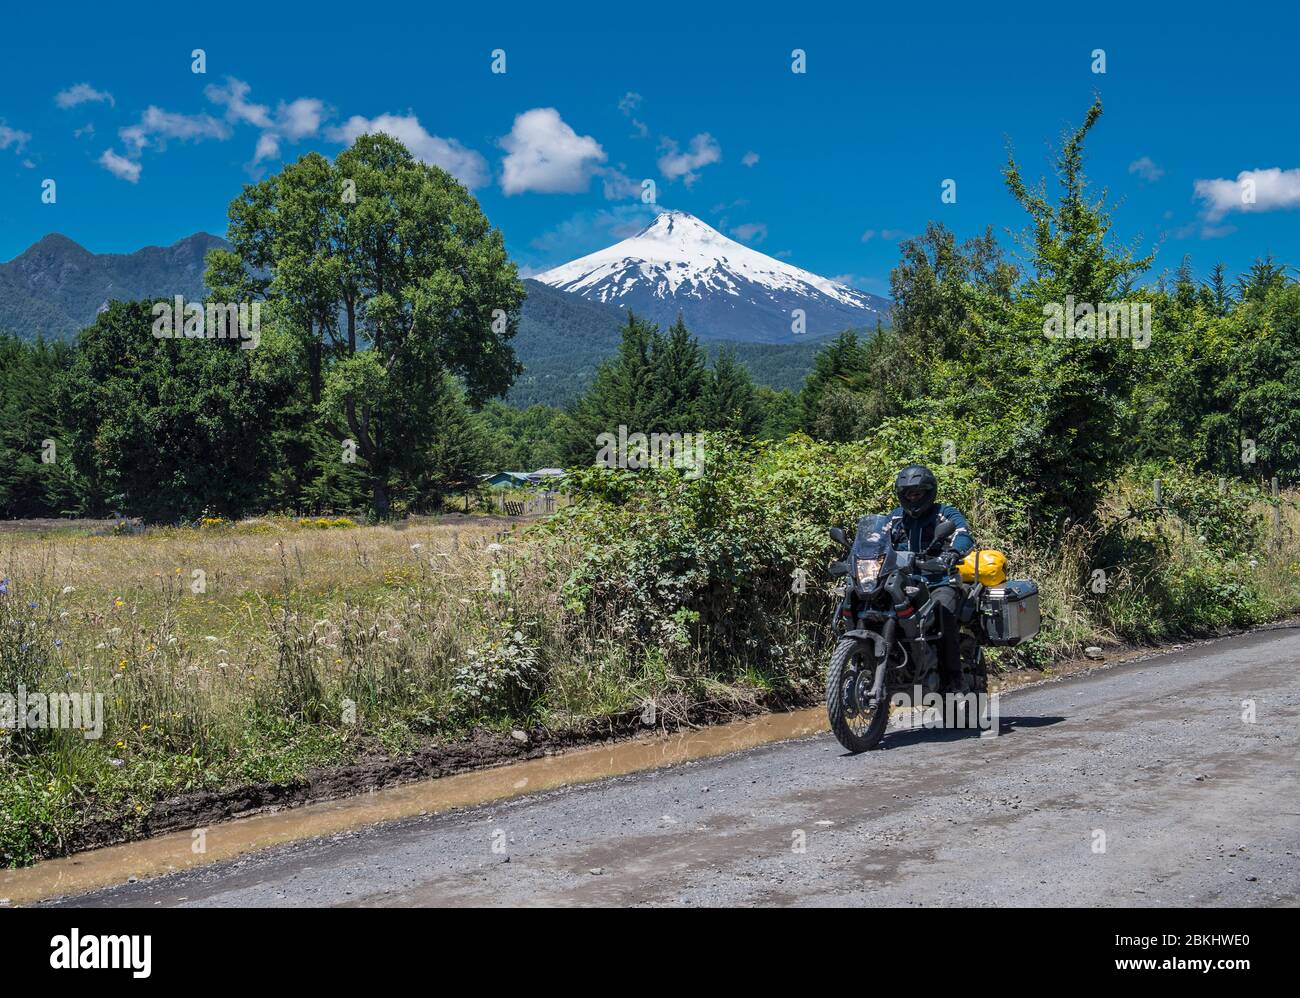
[1,516,510,656]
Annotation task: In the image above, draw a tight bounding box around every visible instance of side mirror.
[932,519,957,543]
[829,526,848,547]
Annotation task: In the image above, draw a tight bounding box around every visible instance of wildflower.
[0,578,8,595]
[61,586,75,595]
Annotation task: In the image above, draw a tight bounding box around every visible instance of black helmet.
[895,464,938,517]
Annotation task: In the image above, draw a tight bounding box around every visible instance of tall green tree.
[652,313,708,431]
[799,330,872,438]
[0,336,83,517]
[60,302,288,521]
[980,97,1154,528]
[210,134,524,517]
[566,312,663,464]
[703,346,760,434]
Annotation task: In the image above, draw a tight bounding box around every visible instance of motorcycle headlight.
[855,557,884,585]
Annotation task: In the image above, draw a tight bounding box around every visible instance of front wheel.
[826,637,890,753]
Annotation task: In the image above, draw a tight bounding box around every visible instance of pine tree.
[799,331,871,433]
[651,312,708,432]
[704,346,759,434]
[1206,261,1232,316]
[565,311,662,463]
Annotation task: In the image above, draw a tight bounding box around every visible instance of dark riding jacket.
[886,503,974,586]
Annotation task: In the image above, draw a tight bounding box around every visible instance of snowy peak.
[534,211,886,342]
[632,209,727,243]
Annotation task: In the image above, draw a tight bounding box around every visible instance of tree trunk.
[372,477,390,521]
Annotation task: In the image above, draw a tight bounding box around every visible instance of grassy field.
[1,479,1297,867]
[0,515,632,863]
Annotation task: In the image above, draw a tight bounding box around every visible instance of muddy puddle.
[6,625,1272,907]
[1,707,828,906]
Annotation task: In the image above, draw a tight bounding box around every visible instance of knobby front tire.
[826,637,890,753]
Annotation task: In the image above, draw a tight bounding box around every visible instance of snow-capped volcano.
[533,210,888,342]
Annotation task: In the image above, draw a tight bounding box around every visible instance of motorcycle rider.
[888,464,974,692]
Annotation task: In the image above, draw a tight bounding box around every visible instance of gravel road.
[47,625,1300,907]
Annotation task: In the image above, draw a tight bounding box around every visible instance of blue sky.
[2,1,1297,295]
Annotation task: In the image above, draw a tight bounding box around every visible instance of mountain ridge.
[534,209,889,342]
[0,228,858,407]
[0,232,227,340]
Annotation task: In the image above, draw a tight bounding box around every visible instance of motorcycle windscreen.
[852,514,894,559]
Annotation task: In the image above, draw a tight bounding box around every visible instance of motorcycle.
[824,514,1039,752]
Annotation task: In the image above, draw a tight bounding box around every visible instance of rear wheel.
[826,637,890,753]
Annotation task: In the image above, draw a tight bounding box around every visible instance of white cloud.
[98,149,141,183]
[55,83,115,109]
[120,106,231,153]
[330,113,488,187]
[253,132,281,164]
[617,91,649,139]
[204,77,272,128]
[0,123,31,153]
[1194,167,1300,221]
[600,167,642,200]
[250,99,327,165]
[74,123,95,139]
[657,132,721,186]
[730,222,767,243]
[741,150,759,167]
[861,229,876,242]
[499,108,606,195]
[205,79,328,166]
[1128,156,1164,183]
[278,98,325,140]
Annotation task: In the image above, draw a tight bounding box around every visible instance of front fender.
[841,628,888,660]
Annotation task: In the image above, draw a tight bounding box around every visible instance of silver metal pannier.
[979,579,1040,646]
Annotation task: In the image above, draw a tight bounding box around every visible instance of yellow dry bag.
[958,549,1008,586]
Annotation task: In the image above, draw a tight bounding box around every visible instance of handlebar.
[916,557,951,575]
